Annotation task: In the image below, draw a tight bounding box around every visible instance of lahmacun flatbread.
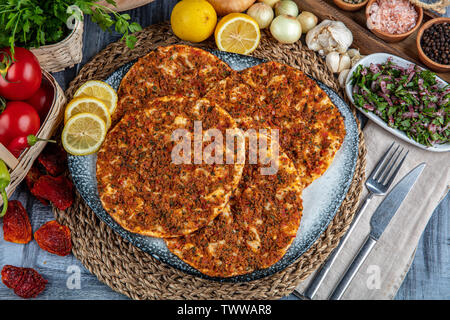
[206,61,346,187]
[166,136,303,277]
[97,96,244,238]
[114,45,233,124]
[95,45,348,278]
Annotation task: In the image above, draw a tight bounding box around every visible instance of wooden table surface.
[0,0,448,300]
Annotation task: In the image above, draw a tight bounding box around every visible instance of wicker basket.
[0,70,66,206]
[30,17,84,73]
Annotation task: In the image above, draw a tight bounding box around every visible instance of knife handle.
[328,234,378,300]
[302,193,374,300]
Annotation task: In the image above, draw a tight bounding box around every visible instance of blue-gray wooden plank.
[0,0,448,300]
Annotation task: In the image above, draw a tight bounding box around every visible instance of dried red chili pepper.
[25,166,49,206]
[31,175,74,210]
[37,143,67,176]
[3,200,32,244]
[34,220,72,256]
[1,265,47,299]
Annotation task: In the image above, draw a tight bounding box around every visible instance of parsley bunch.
[0,0,142,53]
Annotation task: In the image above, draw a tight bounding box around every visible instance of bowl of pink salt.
[365,0,423,43]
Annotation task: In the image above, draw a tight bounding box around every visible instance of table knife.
[328,162,426,300]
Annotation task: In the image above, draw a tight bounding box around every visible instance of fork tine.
[379,147,404,184]
[370,142,395,179]
[373,143,400,181]
[383,150,409,187]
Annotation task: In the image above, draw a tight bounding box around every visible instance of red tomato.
[0,47,42,100]
[0,101,40,146]
[25,80,54,120]
[7,136,29,158]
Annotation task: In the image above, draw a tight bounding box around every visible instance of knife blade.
[369,162,426,240]
[328,162,426,300]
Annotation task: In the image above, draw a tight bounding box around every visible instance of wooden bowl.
[365,0,423,43]
[416,17,450,73]
[333,0,368,11]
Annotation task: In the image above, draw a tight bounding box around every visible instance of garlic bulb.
[306,20,353,55]
[338,69,350,88]
[247,3,274,29]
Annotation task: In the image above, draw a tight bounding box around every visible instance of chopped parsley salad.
[350,58,449,146]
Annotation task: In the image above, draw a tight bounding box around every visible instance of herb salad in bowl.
[345,53,449,152]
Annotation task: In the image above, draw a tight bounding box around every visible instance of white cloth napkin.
[295,121,450,300]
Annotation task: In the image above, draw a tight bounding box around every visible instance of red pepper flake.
[3,200,32,244]
[34,221,72,256]
[1,265,47,299]
[31,175,74,211]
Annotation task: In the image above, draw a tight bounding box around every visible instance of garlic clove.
[346,48,360,59]
[351,54,365,67]
[326,52,340,73]
[318,33,330,49]
[338,69,350,88]
[338,54,351,73]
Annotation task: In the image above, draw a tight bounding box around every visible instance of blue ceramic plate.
[68,51,359,282]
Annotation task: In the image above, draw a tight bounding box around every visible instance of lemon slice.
[73,80,118,115]
[62,113,107,156]
[65,97,111,129]
[214,13,261,55]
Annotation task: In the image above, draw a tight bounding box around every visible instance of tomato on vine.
[0,101,40,146]
[0,47,42,101]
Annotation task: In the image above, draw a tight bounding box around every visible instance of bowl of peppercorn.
[333,0,369,12]
[417,17,450,73]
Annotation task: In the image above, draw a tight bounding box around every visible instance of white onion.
[297,11,318,34]
[258,0,279,8]
[247,3,274,29]
[270,15,302,44]
[274,1,298,17]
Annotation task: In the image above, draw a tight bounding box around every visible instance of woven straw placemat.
[53,22,367,300]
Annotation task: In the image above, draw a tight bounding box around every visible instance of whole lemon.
[171,0,217,42]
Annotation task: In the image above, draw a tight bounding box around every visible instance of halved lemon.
[214,13,260,55]
[62,113,107,156]
[73,80,118,115]
[65,97,111,129]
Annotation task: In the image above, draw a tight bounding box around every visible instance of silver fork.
[294,142,408,300]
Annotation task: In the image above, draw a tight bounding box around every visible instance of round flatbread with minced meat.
[113,45,233,125]
[166,135,303,277]
[97,96,244,238]
[205,61,346,187]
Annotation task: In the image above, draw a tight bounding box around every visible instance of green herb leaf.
[0,0,142,52]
